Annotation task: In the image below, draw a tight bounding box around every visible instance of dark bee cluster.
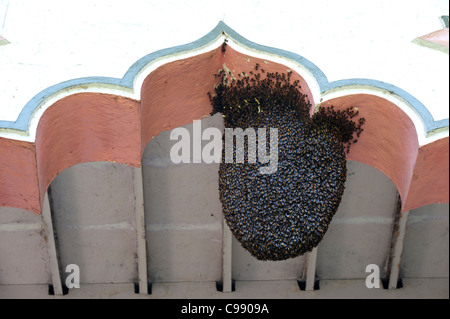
[208,63,311,128]
[209,64,365,261]
[312,105,365,153]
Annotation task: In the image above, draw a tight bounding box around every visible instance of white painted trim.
[305,247,318,291]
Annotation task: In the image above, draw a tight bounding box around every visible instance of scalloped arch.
[0,21,448,214]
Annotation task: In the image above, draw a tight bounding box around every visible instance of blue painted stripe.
[121,22,225,87]
[0,21,447,137]
[0,77,122,131]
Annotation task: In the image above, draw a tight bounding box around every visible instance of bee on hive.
[209,64,365,261]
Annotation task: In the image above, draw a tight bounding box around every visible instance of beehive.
[209,64,365,261]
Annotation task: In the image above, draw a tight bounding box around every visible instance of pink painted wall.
[404,137,449,211]
[320,95,420,211]
[0,138,40,213]
[35,93,141,209]
[140,47,222,149]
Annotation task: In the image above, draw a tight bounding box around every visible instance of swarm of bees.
[208,62,365,261]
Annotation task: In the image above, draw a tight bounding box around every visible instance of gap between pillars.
[385,194,408,289]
